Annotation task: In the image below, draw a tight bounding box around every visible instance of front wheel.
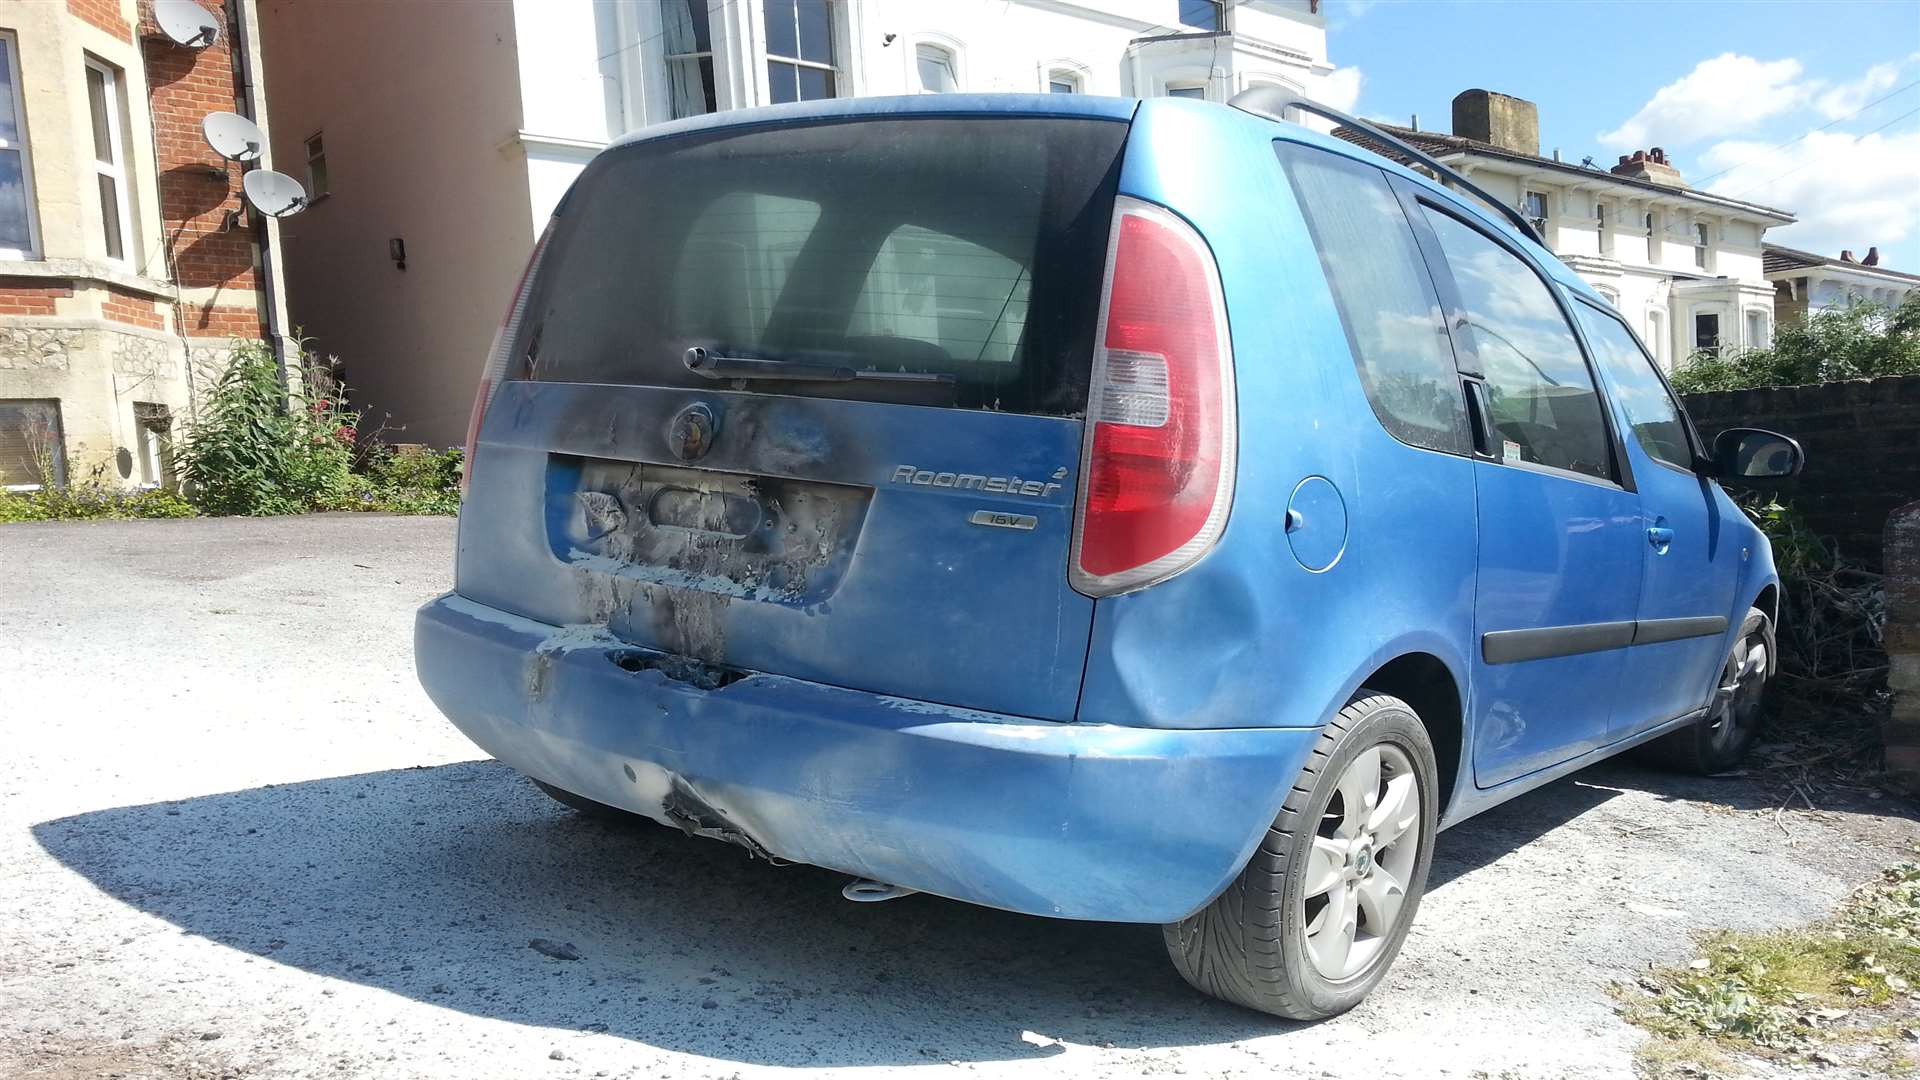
[1642,607,1772,775]
[1163,694,1438,1020]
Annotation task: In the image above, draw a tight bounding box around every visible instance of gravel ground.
[2,514,1915,1080]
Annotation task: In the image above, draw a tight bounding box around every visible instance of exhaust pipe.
[841,878,918,903]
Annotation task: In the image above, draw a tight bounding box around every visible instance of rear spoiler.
[1228,86,1546,247]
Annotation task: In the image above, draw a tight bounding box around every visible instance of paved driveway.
[2,515,1914,1079]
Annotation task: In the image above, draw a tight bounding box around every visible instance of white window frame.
[0,32,41,260]
[911,38,961,94]
[84,55,133,267]
[1644,210,1661,265]
[1646,309,1667,368]
[1745,307,1769,350]
[1047,70,1081,94]
[1692,220,1711,271]
[662,0,717,119]
[304,131,329,198]
[761,0,841,105]
[1166,83,1207,100]
[1522,190,1548,231]
[1595,201,1612,255]
[1692,307,1723,355]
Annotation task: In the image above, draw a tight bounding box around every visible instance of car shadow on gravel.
[30,758,1684,1067]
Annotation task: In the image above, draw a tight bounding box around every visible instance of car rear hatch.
[455,109,1132,721]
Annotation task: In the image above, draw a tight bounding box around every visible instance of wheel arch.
[1357,652,1463,821]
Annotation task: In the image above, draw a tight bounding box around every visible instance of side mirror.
[1709,427,1804,481]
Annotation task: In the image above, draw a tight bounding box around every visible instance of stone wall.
[1683,374,1920,570]
[1886,501,1920,795]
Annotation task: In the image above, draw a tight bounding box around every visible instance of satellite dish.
[153,0,221,48]
[202,112,264,163]
[242,170,307,218]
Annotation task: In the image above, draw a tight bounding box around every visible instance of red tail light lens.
[462,220,556,492]
[1070,198,1236,596]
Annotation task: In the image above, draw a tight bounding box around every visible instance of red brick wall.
[102,285,164,330]
[0,279,76,317]
[185,304,265,338]
[137,0,264,337]
[67,0,133,41]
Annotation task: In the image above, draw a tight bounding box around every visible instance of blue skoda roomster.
[415,88,1805,1019]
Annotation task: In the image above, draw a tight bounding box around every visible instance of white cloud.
[1320,66,1363,113]
[1599,54,1807,148]
[1703,127,1920,254]
[1814,62,1901,119]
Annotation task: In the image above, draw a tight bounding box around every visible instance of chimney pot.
[1450,89,1539,155]
[1840,249,1856,263]
[1864,246,1881,266]
[1610,147,1686,186]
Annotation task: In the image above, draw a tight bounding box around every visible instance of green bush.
[0,466,198,523]
[329,444,464,516]
[176,340,358,516]
[1671,293,1920,393]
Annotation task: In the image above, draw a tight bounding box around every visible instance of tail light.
[1069,197,1237,596]
[461,220,556,492]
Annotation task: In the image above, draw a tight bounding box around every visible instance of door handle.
[1647,526,1674,553]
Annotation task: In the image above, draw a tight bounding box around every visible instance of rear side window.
[519,117,1128,416]
[1275,143,1466,454]
[1421,207,1614,482]
[1572,299,1694,469]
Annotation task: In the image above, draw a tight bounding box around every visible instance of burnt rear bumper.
[414,592,1318,923]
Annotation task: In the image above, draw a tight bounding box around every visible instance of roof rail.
[1228,85,1545,246]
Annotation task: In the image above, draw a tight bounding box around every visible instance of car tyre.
[1641,607,1772,775]
[531,778,650,825]
[1163,694,1439,1020]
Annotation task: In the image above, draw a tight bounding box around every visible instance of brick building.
[0,0,288,490]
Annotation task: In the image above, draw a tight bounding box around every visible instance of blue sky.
[1323,0,1920,270]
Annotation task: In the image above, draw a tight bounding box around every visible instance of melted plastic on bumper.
[414,592,1319,923]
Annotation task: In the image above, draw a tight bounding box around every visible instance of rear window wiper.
[683,346,955,385]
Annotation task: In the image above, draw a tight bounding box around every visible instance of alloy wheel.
[1707,632,1768,753]
[1303,744,1422,980]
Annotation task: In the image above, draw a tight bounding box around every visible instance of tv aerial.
[152,0,221,49]
[202,111,264,163]
[242,170,309,219]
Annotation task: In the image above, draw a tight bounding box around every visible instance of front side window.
[915,44,957,93]
[0,398,64,487]
[763,0,835,104]
[1277,142,1466,454]
[1572,300,1692,469]
[1178,0,1224,30]
[85,57,131,263]
[1422,206,1613,481]
[0,34,37,257]
[665,0,717,118]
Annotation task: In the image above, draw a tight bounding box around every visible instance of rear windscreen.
[515,116,1129,416]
